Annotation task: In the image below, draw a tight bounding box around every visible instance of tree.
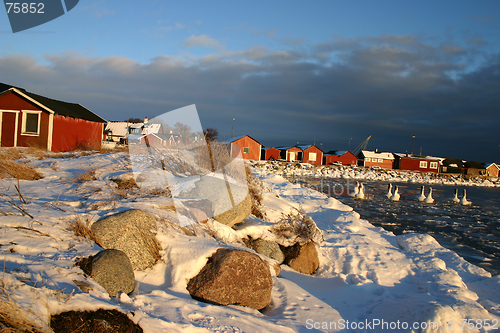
[204,128,219,142]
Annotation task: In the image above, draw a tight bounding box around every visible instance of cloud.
[1,34,498,162]
[183,34,224,49]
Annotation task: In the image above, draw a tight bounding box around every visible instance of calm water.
[295,177,500,276]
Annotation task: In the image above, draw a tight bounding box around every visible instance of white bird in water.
[451,189,460,203]
[390,185,400,201]
[386,183,393,199]
[424,187,435,204]
[416,185,426,202]
[350,182,360,197]
[461,189,471,206]
[355,183,365,199]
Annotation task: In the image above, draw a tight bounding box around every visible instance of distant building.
[464,161,486,178]
[261,147,281,161]
[226,135,262,160]
[323,150,358,166]
[297,144,324,165]
[278,146,303,162]
[393,153,442,173]
[0,84,106,152]
[486,163,500,178]
[357,150,394,169]
[440,158,466,174]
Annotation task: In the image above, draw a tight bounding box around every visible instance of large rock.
[187,248,272,310]
[91,249,135,297]
[282,241,319,275]
[91,209,160,271]
[251,239,285,264]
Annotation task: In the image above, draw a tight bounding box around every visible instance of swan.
[451,189,460,203]
[390,185,400,201]
[461,189,471,206]
[416,185,426,202]
[355,183,365,199]
[424,187,434,204]
[386,183,393,199]
[350,182,360,197]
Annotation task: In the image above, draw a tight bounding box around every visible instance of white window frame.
[430,162,438,169]
[21,110,42,136]
[419,161,428,168]
[243,147,250,154]
[365,157,371,162]
[378,158,384,163]
[309,152,317,161]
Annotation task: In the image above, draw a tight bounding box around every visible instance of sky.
[1,0,500,162]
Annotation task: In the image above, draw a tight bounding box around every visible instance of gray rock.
[91,249,135,297]
[282,241,319,275]
[91,209,160,271]
[187,248,272,310]
[251,239,285,264]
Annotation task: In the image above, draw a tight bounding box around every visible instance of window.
[365,157,371,162]
[22,111,41,135]
[430,162,438,169]
[309,152,316,161]
[419,161,428,168]
[243,147,250,154]
[378,158,384,163]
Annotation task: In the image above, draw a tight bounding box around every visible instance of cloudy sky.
[1,1,499,162]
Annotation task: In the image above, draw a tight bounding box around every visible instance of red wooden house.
[226,135,262,160]
[261,147,280,161]
[297,145,323,165]
[393,153,442,173]
[323,150,358,166]
[278,146,303,162]
[486,163,500,178]
[358,150,394,169]
[0,84,106,152]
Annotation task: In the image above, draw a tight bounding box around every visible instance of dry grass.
[67,215,97,243]
[110,177,138,190]
[195,142,232,172]
[72,168,97,183]
[0,298,47,333]
[0,160,43,180]
[245,164,265,220]
[271,208,323,246]
[149,187,172,197]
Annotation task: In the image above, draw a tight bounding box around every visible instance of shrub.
[270,208,323,246]
[0,159,43,180]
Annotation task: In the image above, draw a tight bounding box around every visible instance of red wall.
[325,152,358,166]
[231,136,261,160]
[363,159,394,169]
[52,115,103,152]
[264,147,280,160]
[399,158,439,173]
[303,146,323,165]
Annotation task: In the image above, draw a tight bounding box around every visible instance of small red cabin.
[0,84,106,152]
[278,146,303,162]
[324,151,358,166]
[226,135,262,160]
[298,145,323,165]
[261,147,280,161]
[358,150,394,169]
[393,153,441,173]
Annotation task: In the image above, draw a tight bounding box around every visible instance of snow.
[1,149,499,332]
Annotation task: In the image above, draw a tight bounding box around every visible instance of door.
[289,151,296,162]
[1,111,18,147]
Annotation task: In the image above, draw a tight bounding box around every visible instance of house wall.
[398,158,439,173]
[324,152,357,166]
[51,115,103,152]
[487,165,499,177]
[0,91,50,149]
[363,158,393,169]
[231,136,261,160]
[303,146,323,165]
[282,147,302,162]
[263,147,280,160]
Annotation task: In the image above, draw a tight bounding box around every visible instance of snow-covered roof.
[361,150,394,160]
[486,163,500,170]
[393,153,444,161]
[224,135,263,145]
[105,122,130,137]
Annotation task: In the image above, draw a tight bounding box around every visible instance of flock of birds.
[350,182,472,206]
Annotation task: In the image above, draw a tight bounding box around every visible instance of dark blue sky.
[1,1,499,162]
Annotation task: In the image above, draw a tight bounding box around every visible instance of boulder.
[282,241,319,275]
[91,249,135,297]
[213,193,251,227]
[187,248,272,310]
[251,239,285,264]
[91,209,160,270]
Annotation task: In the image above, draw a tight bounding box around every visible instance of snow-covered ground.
[1,150,499,332]
[253,161,500,188]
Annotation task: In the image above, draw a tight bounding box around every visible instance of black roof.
[1,84,106,123]
[464,161,486,169]
[442,158,465,168]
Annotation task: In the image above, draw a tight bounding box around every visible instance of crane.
[352,135,372,156]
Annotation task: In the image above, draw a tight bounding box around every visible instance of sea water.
[295,177,500,276]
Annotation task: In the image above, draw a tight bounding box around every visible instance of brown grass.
[110,178,138,190]
[271,208,323,245]
[67,215,97,243]
[0,298,47,333]
[0,159,43,180]
[245,164,265,219]
[72,168,97,183]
